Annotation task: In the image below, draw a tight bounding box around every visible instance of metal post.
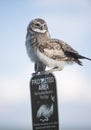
[30,65,59,130]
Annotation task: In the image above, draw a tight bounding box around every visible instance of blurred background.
[0,0,91,130]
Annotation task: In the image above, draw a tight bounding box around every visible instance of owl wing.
[38,39,84,65]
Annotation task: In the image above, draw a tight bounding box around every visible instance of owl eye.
[44,24,47,27]
[35,23,40,27]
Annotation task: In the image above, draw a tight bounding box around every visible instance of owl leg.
[34,62,46,74]
[46,66,63,73]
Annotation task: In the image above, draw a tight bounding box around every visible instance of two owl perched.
[25,18,91,73]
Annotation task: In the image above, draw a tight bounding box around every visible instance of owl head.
[27,18,48,34]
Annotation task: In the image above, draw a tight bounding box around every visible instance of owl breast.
[25,31,50,63]
[25,38,39,63]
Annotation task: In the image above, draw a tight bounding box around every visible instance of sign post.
[30,66,59,130]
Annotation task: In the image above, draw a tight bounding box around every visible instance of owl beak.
[40,26,44,30]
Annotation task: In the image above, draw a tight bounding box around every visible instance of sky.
[0,0,91,129]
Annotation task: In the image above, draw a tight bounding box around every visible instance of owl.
[25,18,91,73]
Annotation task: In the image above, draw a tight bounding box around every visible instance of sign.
[30,73,59,130]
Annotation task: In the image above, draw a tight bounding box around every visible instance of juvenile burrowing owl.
[25,18,91,73]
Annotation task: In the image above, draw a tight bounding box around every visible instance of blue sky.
[0,0,91,129]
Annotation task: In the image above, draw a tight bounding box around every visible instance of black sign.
[30,73,59,130]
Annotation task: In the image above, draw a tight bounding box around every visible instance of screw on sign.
[30,73,59,130]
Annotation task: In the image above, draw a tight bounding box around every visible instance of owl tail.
[74,54,91,66]
[66,51,91,66]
